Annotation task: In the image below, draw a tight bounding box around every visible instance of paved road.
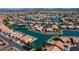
[0,34,26,51]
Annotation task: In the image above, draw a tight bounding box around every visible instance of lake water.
[10,17,79,47]
[11,23,79,47]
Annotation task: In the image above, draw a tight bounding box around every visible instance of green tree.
[25,42,34,48]
[35,46,42,51]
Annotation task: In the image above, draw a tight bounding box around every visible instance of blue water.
[62,30,79,37]
[53,16,60,23]
[11,23,79,47]
[10,17,79,47]
[11,23,60,46]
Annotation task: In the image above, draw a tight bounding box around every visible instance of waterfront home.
[47,45,62,51]
[47,41,65,51]
[20,35,35,43]
[68,25,75,29]
[60,36,70,43]
[56,41,65,50]
[46,28,53,32]
[52,25,59,29]
[36,26,43,32]
[75,25,79,29]
[60,25,67,29]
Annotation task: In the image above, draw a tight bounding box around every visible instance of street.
[0,34,26,51]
